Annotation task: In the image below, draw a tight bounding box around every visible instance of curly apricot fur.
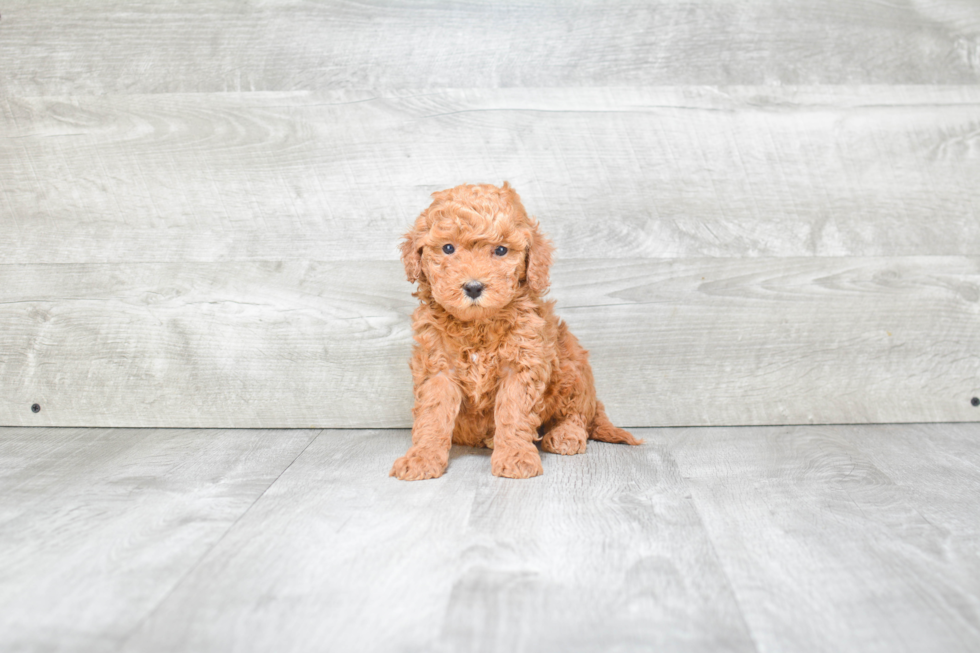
[390,182,642,481]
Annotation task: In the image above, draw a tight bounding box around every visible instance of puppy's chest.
[455,347,501,409]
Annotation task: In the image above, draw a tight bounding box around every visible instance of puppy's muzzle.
[464,281,485,299]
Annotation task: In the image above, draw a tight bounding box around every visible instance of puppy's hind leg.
[540,414,588,456]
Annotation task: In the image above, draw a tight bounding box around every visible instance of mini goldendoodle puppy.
[391,182,641,480]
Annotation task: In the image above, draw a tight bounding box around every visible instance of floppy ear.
[400,216,427,283]
[402,189,456,283]
[524,217,554,297]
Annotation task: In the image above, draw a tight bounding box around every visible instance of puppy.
[391,182,641,480]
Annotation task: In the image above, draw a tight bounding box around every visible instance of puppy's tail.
[589,401,643,445]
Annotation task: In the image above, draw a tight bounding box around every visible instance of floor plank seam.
[112,428,325,651]
[677,466,764,653]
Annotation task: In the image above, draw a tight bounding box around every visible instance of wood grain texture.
[119,429,754,653]
[4,424,979,652]
[1,257,977,428]
[4,4,980,430]
[1,0,979,95]
[849,423,980,543]
[0,260,417,429]
[666,423,980,652]
[3,87,980,263]
[0,426,319,653]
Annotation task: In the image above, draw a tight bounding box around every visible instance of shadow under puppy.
[392,182,642,480]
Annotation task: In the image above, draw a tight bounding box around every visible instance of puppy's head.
[401,182,553,321]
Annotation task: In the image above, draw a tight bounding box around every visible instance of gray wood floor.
[2,424,978,652]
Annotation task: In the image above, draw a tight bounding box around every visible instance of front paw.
[390,447,448,481]
[491,444,543,479]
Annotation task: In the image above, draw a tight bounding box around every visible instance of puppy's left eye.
[493,245,508,256]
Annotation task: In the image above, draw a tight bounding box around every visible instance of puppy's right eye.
[442,244,455,254]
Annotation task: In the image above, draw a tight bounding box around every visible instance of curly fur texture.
[390,182,642,480]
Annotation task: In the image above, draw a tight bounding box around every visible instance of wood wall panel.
[1,1,979,95]
[1,258,976,428]
[3,2,979,428]
[3,87,980,265]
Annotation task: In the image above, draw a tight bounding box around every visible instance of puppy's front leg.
[391,374,461,481]
[491,368,545,479]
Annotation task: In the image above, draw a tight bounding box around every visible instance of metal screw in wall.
[31,403,41,413]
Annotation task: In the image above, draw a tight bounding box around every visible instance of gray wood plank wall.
[2,2,979,427]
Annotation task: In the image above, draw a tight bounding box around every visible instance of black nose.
[464,281,485,299]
